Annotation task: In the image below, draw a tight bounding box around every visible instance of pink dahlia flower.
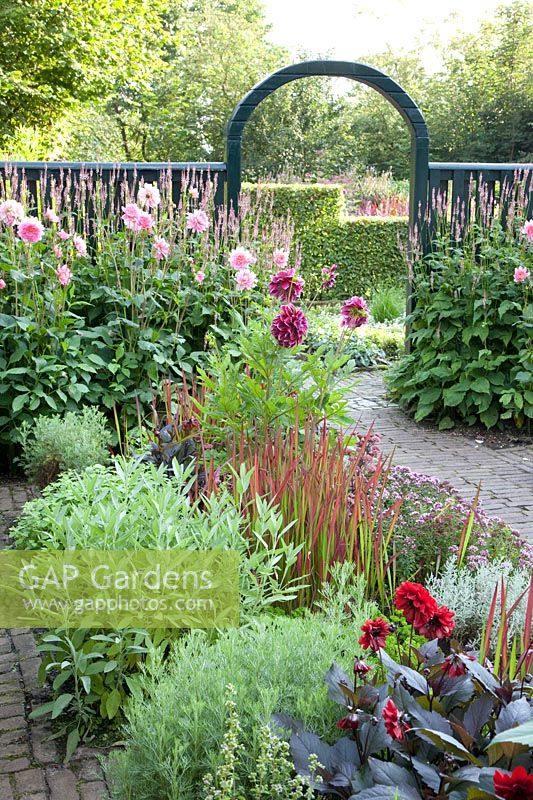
[136,211,153,233]
[44,208,59,224]
[321,263,338,290]
[122,203,142,230]
[58,230,70,241]
[235,268,257,291]
[273,248,289,268]
[73,235,87,256]
[271,304,308,347]
[153,236,171,261]
[514,266,531,283]
[18,217,44,244]
[520,219,533,242]
[229,246,256,269]
[268,268,304,301]
[137,183,161,209]
[194,270,206,284]
[0,278,6,290]
[53,244,62,259]
[0,199,24,226]
[186,209,209,233]
[340,296,369,328]
[56,264,72,287]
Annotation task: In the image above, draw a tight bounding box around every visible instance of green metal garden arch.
[225,60,430,236]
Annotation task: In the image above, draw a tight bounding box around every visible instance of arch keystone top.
[225,60,429,230]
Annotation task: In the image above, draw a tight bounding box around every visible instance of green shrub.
[362,323,404,360]
[106,602,375,800]
[10,458,301,615]
[306,307,404,365]
[426,559,532,649]
[387,210,533,430]
[370,285,405,323]
[19,407,111,485]
[245,183,408,298]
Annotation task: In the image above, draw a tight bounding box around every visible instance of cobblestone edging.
[347,372,533,541]
[0,483,109,800]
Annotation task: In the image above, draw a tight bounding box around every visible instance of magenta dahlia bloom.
[340,296,369,328]
[271,304,308,347]
[268,269,304,301]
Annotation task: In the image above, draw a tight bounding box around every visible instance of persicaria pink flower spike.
[44,208,59,224]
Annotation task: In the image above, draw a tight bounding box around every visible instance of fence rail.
[0,161,227,218]
[1,160,531,237]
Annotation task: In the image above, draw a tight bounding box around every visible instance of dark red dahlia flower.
[271,304,308,347]
[353,657,373,677]
[358,617,390,652]
[340,295,369,328]
[417,605,455,639]
[337,712,360,731]
[382,698,411,742]
[443,651,475,677]
[268,269,304,301]
[494,767,533,800]
[395,582,438,628]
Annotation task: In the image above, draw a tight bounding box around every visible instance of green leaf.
[64,728,80,764]
[105,688,122,720]
[490,719,533,747]
[416,728,482,765]
[51,693,74,719]
[12,393,29,413]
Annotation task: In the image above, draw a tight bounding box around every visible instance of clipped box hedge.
[245,182,408,298]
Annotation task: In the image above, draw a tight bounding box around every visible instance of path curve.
[347,372,533,542]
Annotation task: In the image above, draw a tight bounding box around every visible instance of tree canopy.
[1,0,531,178]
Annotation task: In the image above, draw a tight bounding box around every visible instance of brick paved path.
[347,371,533,541]
[0,482,109,800]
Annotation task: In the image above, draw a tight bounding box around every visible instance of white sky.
[261,0,514,71]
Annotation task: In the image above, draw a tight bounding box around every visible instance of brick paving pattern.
[347,371,533,541]
[0,482,109,800]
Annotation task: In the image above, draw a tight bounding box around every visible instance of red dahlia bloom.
[271,304,308,347]
[395,582,438,628]
[337,712,360,731]
[358,617,390,652]
[417,605,455,639]
[443,651,475,677]
[353,657,373,676]
[494,767,533,800]
[268,269,304,301]
[340,296,369,329]
[382,698,411,742]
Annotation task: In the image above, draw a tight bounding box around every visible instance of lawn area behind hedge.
[245,183,407,297]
